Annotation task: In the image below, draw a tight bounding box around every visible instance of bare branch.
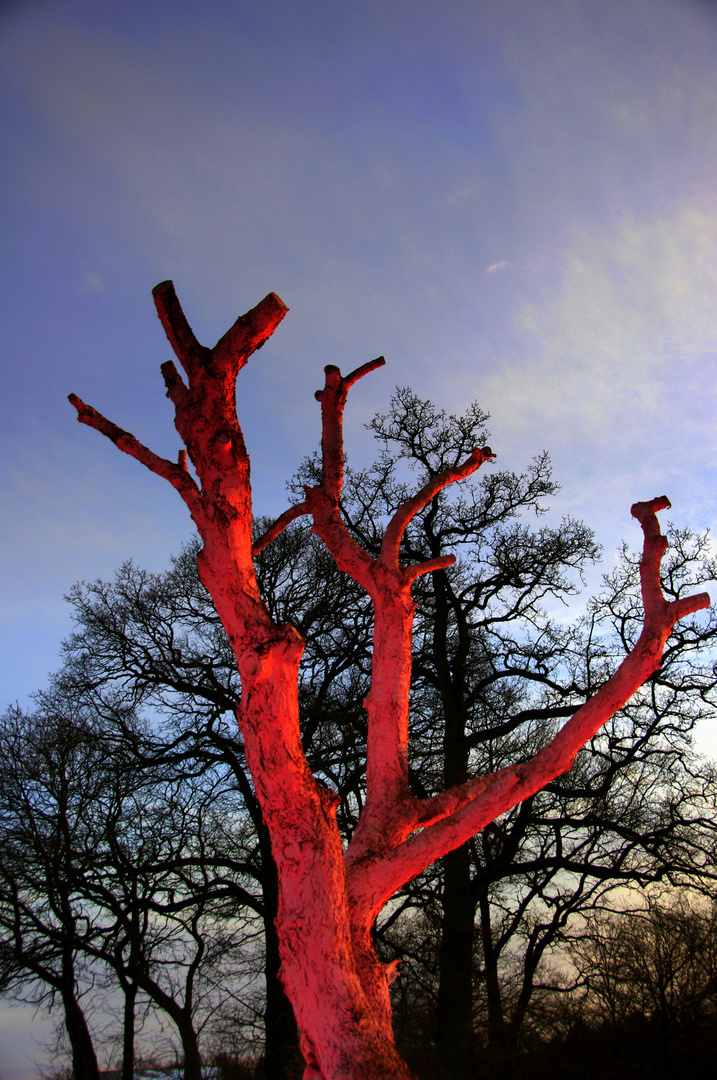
[403,553,456,585]
[68,394,203,521]
[343,356,387,390]
[347,498,711,918]
[413,765,521,828]
[212,292,289,377]
[256,362,384,558]
[161,359,189,410]
[152,281,288,389]
[252,502,309,556]
[313,359,385,504]
[152,280,210,375]
[381,446,495,570]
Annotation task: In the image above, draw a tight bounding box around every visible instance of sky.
[2,0,717,1074]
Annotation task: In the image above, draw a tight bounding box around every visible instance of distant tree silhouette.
[0,692,257,1080]
[568,896,717,1079]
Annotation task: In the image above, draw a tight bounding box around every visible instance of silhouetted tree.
[568,895,717,1079]
[0,691,260,1080]
[32,386,712,1071]
[0,700,106,1080]
[321,390,717,1076]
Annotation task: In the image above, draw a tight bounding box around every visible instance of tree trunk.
[61,982,101,1080]
[121,981,138,1080]
[234,632,416,1080]
[262,817,303,1080]
[436,844,476,1080]
[433,564,475,1080]
[70,281,711,1080]
[477,888,506,1048]
[176,1015,204,1080]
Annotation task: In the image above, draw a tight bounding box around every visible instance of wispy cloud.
[485,260,512,274]
[482,202,717,441]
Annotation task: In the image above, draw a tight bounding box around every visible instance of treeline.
[2,392,716,1080]
[389,893,717,1080]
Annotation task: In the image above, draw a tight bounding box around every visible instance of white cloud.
[80,271,104,293]
[485,260,512,274]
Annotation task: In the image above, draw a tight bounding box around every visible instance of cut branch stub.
[631,496,672,618]
[253,358,387,574]
[314,358,386,504]
[212,291,289,378]
[152,280,211,374]
[70,283,290,566]
[67,393,204,525]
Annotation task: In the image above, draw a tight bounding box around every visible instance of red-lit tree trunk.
[69,283,710,1080]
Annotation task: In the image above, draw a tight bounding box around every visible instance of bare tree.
[62,404,717,1077]
[68,281,710,1080]
[60,535,333,1079]
[0,692,260,1080]
[0,703,105,1080]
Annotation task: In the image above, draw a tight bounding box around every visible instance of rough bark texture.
[434,563,476,1080]
[261,816,303,1079]
[69,283,710,1080]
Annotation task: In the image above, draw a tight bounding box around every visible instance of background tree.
[567,895,717,1080]
[59,526,369,1080]
[6,389,710,1078]
[329,390,717,1076]
[0,688,262,1080]
[0,698,108,1080]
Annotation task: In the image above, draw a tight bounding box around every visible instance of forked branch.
[70,283,289,570]
[381,445,496,574]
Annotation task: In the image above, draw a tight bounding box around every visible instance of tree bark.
[261,816,303,1079]
[477,887,506,1048]
[232,630,415,1080]
[436,843,476,1080]
[177,1020,204,1080]
[432,560,476,1080]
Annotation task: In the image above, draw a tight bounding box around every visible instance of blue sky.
[2,0,717,1071]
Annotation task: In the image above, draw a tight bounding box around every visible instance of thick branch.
[71,284,291,624]
[68,395,203,523]
[152,280,210,375]
[212,292,289,377]
[303,361,387,595]
[313,358,385,504]
[413,765,521,828]
[346,498,711,919]
[307,369,499,855]
[152,280,288,386]
[252,502,309,556]
[403,553,456,585]
[381,446,495,571]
